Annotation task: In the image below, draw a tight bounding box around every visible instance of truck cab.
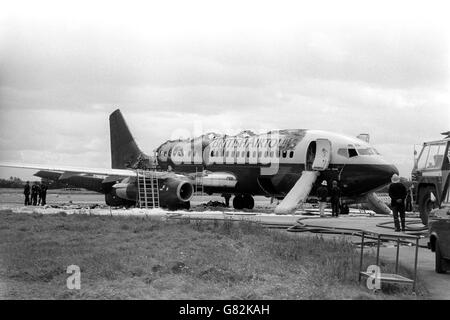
[412,133,450,225]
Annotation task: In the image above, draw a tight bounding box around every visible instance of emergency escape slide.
[274,139,330,214]
[274,171,319,214]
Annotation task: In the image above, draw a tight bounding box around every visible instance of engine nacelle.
[161,177,194,202]
[111,176,194,209]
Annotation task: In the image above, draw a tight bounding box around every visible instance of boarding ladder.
[136,169,160,209]
[194,167,204,197]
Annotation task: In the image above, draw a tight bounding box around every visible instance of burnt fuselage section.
[154,129,398,201]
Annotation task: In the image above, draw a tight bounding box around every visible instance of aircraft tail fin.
[109,109,151,169]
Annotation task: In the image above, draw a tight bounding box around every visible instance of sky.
[0,0,449,180]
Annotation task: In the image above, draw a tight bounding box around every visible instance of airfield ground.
[0,188,446,299]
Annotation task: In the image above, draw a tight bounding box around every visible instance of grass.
[0,210,428,299]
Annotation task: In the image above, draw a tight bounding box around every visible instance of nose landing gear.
[232,194,255,210]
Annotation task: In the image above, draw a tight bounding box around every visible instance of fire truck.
[412,132,450,273]
[412,131,450,225]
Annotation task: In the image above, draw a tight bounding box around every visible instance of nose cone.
[376,164,399,184]
[341,163,399,196]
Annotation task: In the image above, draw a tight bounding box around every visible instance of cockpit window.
[357,148,375,155]
[339,146,379,158]
[348,148,358,157]
[337,148,348,157]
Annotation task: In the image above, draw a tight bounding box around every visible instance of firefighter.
[31,182,40,206]
[388,174,407,232]
[23,181,31,206]
[317,180,328,217]
[330,180,341,217]
[40,183,48,206]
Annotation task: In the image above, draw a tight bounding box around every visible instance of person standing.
[317,180,328,217]
[330,180,341,217]
[23,181,31,206]
[38,183,42,205]
[40,183,48,206]
[31,182,40,206]
[388,174,407,232]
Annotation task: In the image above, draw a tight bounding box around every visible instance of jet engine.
[108,176,194,210]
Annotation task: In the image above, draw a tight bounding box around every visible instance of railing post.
[413,237,419,294]
[359,232,365,282]
[395,237,400,274]
[376,234,381,266]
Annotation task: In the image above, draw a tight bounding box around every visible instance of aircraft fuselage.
[154,129,398,200]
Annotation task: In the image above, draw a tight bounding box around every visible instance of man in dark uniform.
[40,183,48,206]
[388,174,407,232]
[330,180,341,217]
[31,182,40,206]
[23,181,30,206]
[317,180,328,217]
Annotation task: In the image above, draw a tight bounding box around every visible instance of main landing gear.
[232,194,255,210]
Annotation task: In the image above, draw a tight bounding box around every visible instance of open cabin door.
[275,139,332,214]
[311,139,331,171]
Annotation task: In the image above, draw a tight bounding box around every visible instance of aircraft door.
[310,139,331,171]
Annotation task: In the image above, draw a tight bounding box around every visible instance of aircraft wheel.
[242,194,255,209]
[182,201,191,210]
[233,195,244,210]
[340,203,349,215]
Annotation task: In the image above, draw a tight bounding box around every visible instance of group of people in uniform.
[317,180,342,217]
[23,181,48,206]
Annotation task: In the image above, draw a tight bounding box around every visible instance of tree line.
[0,177,75,189]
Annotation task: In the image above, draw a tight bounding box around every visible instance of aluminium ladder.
[136,169,160,209]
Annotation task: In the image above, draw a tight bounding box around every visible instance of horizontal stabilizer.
[274,171,319,214]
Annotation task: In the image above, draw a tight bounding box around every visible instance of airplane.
[0,109,398,213]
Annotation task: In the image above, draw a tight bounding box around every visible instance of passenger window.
[258,151,262,157]
[241,151,245,157]
[270,151,274,157]
[247,151,250,157]
[210,150,214,157]
[264,151,268,157]
[348,148,358,157]
[282,151,287,158]
[289,151,294,158]
[226,151,229,157]
[253,151,256,157]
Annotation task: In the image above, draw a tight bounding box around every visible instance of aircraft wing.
[0,162,170,179]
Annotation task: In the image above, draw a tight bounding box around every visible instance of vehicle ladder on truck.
[136,169,160,209]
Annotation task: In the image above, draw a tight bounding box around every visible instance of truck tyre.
[418,186,436,226]
[435,240,447,274]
